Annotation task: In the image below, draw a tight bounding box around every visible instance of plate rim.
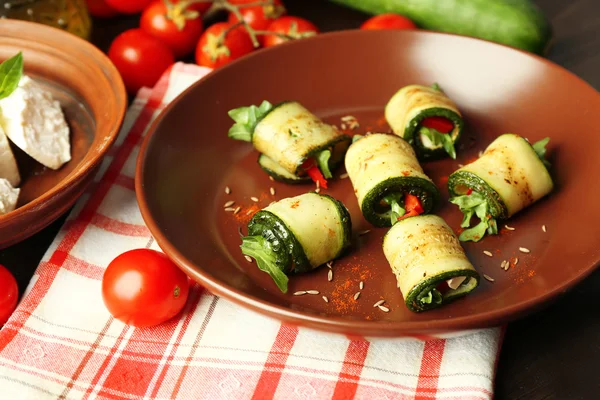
[135,29,600,336]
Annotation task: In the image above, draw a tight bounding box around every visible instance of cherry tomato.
[360,14,417,30]
[102,249,189,328]
[104,0,152,14]
[227,0,286,31]
[0,264,18,326]
[85,0,120,18]
[108,29,175,94]
[173,0,211,13]
[262,16,319,48]
[141,1,204,58]
[196,22,254,69]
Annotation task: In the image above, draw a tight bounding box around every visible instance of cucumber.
[242,193,353,292]
[345,133,440,227]
[258,154,310,184]
[382,214,480,312]
[330,0,552,54]
[385,84,463,160]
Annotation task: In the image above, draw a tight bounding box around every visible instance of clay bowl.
[0,20,126,248]
[136,30,600,337]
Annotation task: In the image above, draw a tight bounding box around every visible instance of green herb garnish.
[532,137,551,168]
[419,127,457,159]
[419,289,442,305]
[382,193,405,225]
[0,52,23,101]
[431,82,442,92]
[241,235,289,293]
[227,100,273,142]
[450,191,498,242]
[316,149,332,179]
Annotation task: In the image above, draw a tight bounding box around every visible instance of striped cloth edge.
[0,63,503,400]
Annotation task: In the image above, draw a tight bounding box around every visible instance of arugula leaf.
[532,137,551,168]
[419,127,457,159]
[431,82,442,92]
[419,289,442,305]
[316,149,332,179]
[383,193,405,225]
[241,235,289,293]
[450,191,498,242]
[0,52,23,101]
[227,100,273,142]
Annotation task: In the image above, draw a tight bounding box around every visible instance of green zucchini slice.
[385,84,463,160]
[241,193,352,292]
[382,215,480,313]
[258,154,310,184]
[448,133,553,242]
[344,133,440,227]
[228,100,351,180]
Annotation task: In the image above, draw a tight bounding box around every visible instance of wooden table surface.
[2,0,599,398]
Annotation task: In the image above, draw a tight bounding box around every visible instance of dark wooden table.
[2,0,599,398]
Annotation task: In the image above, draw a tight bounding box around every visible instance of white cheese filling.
[0,75,70,170]
[0,124,20,186]
[0,178,19,215]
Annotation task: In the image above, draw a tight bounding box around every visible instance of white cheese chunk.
[0,75,70,170]
[0,124,20,187]
[0,178,19,215]
[447,276,467,290]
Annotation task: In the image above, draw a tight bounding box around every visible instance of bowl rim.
[0,19,127,225]
[136,29,600,336]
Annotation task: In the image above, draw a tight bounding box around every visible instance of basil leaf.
[0,52,23,101]
[419,127,457,159]
[532,137,551,168]
[227,100,274,142]
[316,149,332,179]
[383,193,405,225]
[241,235,289,293]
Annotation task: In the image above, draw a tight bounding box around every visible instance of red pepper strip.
[436,281,451,295]
[397,194,424,221]
[421,116,454,134]
[301,158,328,189]
[466,188,473,195]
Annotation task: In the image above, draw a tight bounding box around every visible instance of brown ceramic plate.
[136,30,600,337]
[0,20,126,248]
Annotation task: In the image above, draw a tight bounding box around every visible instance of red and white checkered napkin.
[0,63,503,400]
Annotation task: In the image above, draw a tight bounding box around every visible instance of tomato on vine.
[196,22,254,68]
[262,16,319,48]
[141,1,204,58]
[108,29,175,94]
[104,0,153,14]
[227,0,286,31]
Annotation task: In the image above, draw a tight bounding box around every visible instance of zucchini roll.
[448,134,553,242]
[240,193,352,293]
[383,215,480,313]
[228,101,351,187]
[385,83,463,160]
[345,133,440,227]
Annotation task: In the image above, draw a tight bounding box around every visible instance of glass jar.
[0,0,91,40]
